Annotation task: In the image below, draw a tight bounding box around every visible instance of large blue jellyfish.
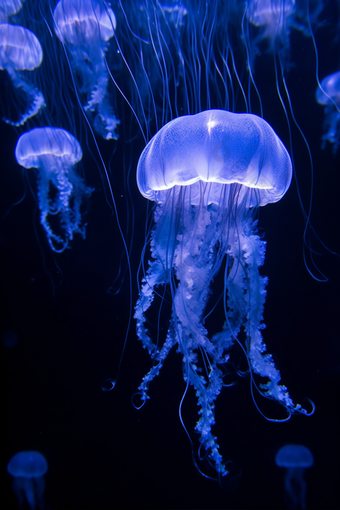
[53,0,119,140]
[276,444,314,509]
[15,127,92,253]
[0,23,45,126]
[7,451,48,510]
[316,70,340,154]
[135,109,308,475]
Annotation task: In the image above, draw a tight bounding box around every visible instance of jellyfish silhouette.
[53,0,119,140]
[0,23,45,126]
[245,0,296,68]
[316,70,340,154]
[15,127,92,252]
[0,0,23,22]
[7,451,48,510]
[276,444,314,509]
[135,109,309,475]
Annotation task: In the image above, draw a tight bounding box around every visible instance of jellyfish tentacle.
[37,172,68,252]
[237,223,305,412]
[53,0,120,140]
[3,66,45,125]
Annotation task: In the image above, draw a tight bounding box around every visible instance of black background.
[1,2,339,509]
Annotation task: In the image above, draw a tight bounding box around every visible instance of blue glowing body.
[7,451,48,510]
[0,24,45,126]
[0,0,23,23]
[15,127,92,252]
[135,110,307,474]
[316,71,340,154]
[245,0,296,66]
[276,444,314,509]
[53,0,119,140]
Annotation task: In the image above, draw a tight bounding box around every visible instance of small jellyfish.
[7,451,48,510]
[276,444,314,509]
[15,127,92,252]
[53,0,119,140]
[245,0,296,68]
[0,23,45,126]
[316,70,340,154]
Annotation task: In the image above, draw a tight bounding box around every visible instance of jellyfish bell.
[7,450,48,478]
[0,0,23,23]
[246,0,296,31]
[276,444,314,509]
[316,70,340,153]
[53,0,117,44]
[135,109,309,476]
[0,23,45,126]
[53,0,119,140]
[276,444,314,468]
[7,450,48,510]
[245,0,296,71]
[15,126,92,253]
[137,110,292,206]
[316,71,340,106]
[246,0,296,45]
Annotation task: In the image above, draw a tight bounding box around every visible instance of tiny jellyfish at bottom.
[15,127,93,252]
[7,451,48,510]
[316,70,340,154]
[276,444,314,509]
[0,23,45,126]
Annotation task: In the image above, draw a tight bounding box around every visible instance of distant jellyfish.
[7,451,48,510]
[53,0,119,140]
[245,0,296,68]
[135,109,310,476]
[276,444,314,509]
[0,0,23,22]
[15,127,92,252]
[316,70,340,154]
[0,23,45,126]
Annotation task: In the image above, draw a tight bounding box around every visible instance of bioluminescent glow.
[1,0,337,491]
[0,0,23,23]
[0,23,45,126]
[53,0,119,140]
[135,109,309,475]
[316,70,340,154]
[7,451,48,510]
[276,444,314,509]
[15,126,92,252]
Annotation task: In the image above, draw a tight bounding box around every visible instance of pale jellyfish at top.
[0,23,45,126]
[7,451,48,510]
[53,0,119,140]
[0,0,23,22]
[135,109,310,475]
[245,0,296,68]
[316,70,340,154]
[276,444,314,509]
[15,127,92,253]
